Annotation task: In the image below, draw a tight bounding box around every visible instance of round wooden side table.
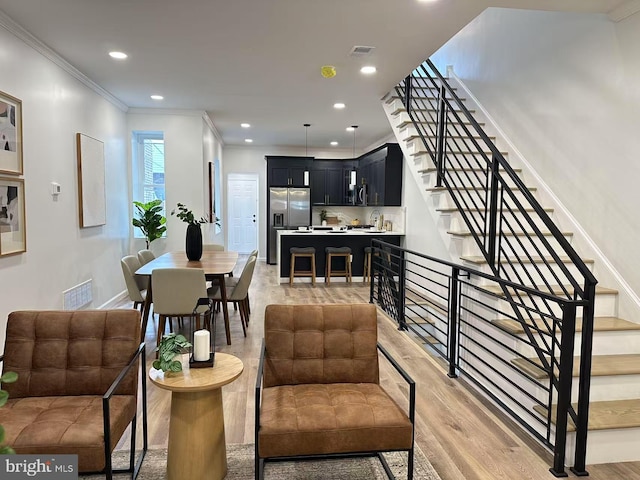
[149,353,244,480]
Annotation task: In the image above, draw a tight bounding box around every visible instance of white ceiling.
[0,0,627,149]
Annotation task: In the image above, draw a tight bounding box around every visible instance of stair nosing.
[534,399,640,432]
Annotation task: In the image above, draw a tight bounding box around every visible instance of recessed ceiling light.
[109,51,128,60]
[245,138,253,143]
[241,123,251,128]
[150,95,164,100]
[330,141,338,146]
[360,66,377,75]
[333,103,346,109]
[346,127,355,132]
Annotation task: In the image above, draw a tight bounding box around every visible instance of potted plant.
[0,370,18,454]
[171,203,208,261]
[320,209,328,226]
[153,333,192,373]
[132,199,167,249]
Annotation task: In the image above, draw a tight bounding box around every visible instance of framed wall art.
[0,90,23,176]
[76,133,106,228]
[0,176,26,256]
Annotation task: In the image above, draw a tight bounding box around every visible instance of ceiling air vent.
[349,46,375,57]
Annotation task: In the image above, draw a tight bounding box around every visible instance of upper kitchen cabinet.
[266,156,313,186]
[358,143,403,206]
[311,160,356,205]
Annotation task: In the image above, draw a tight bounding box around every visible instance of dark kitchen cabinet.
[311,160,357,205]
[266,156,313,186]
[357,143,403,206]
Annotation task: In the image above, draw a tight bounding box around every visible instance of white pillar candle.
[193,330,210,361]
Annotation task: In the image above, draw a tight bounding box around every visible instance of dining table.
[135,250,239,345]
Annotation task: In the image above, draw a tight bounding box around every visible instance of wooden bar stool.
[363,246,373,283]
[289,247,316,285]
[325,246,352,285]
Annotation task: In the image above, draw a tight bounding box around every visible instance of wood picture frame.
[0,90,23,176]
[0,176,26,256]
[76,133,106,228]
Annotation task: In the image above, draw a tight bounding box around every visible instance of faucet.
[369,209,381,227]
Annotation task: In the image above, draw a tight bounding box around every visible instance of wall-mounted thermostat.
[51,182,61,195]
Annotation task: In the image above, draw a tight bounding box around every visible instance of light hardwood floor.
[122,258,640,479]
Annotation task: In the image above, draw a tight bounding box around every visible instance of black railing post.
[570,281,597,476]
[550,302,577,478]
[486,155,500,270]
[404,75,412,116]
[436,85,447,188]
[398,249,407,331]
[369,244,376,304]
[447,267,460,378]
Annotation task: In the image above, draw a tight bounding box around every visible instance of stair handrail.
[393,59,599,475]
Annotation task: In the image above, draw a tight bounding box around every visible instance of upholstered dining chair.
[151,268,210,352]
[208,256,256,337]
[121,255,147,312]
[137,249,155,265]
[225,249,258,314]
[202,243,225,251]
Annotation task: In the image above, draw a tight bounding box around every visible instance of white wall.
[430,8,640,300]
[127,110,210,254]
[0,25,129,347]
[201,118,224,246]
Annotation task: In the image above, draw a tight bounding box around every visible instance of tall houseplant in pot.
[171,203,207,261]
[132,199,167,249]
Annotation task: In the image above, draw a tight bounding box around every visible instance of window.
[132,132,165,237]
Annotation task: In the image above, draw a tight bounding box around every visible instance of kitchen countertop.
[278,229,403,236]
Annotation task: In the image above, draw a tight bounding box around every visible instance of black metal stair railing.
[391,59,598,476]
[371,240,588,477]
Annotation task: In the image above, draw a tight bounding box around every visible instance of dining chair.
[202,243,225,251]
[121,255,147,312]
[208,256,256,338]
[151,268,210,353]
[137,249,156,265]
[225,249,258,315]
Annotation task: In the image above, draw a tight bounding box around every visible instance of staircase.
[380,61,640,470]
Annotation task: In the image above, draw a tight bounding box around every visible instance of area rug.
[80,443,441,479]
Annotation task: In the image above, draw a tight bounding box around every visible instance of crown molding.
[0,10,128,112]
[127,107,208,116]
[202,112,225,146]
[608,0,640,22]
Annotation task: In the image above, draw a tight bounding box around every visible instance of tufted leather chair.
[0,310,147,479]
[255,303,415,479]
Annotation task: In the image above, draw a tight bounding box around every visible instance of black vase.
[185,223,203,261]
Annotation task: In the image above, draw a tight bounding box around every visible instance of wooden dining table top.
[136,251,239,276]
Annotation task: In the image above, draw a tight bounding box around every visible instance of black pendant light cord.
[304,123,310,156]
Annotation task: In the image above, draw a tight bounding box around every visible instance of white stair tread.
[535,399,640,431]
[461,255,593,265]
[447,230,572,238]
[512,354,640,379]
[397,120,484,129]
[492,316,640,335]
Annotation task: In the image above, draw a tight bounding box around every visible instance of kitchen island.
[277,229,404,283]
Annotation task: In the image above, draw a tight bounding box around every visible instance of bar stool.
[363,246,373,283]
[325,247,352,285]
[289,247,316,286]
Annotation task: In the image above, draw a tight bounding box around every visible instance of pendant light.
[303,123,311,185]
[304,123,311,157]
[350,126,358,186]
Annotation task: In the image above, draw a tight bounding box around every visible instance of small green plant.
[171,203,208,226]
[132,199,167,248]
[0,371,18,454]
[319,209,327,223]
[153,333,192,373]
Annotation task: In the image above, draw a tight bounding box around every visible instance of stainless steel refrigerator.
[268,187,311,264]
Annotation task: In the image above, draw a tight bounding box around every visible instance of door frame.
[227,173,259,254]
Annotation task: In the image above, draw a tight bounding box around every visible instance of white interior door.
[227,174,258,254]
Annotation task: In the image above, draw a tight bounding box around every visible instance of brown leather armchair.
[255,303,415,479]
[0,310,147,479]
